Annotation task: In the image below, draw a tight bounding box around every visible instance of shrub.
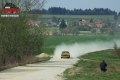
[0,14,45,66]
[113,42,120,56]
[52,31,59,36]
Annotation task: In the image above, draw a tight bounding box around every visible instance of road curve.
[0,57,78,80]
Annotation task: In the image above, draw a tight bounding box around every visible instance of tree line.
[29,7,118,15]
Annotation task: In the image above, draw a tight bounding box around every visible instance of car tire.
[68,56,70,58]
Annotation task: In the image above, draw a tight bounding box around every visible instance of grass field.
[63,49,120,80]
[42,34,120,54]
[38,15,114,20]
[42,34,120,79]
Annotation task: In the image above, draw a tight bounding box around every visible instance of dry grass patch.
[67,67,83,75]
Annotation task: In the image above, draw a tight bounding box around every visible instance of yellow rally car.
[61,51,70,58]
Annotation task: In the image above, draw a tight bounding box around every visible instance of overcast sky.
[44,0,120,13]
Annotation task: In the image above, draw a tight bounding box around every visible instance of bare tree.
[0,0,48,13]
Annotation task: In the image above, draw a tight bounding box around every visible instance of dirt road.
[0,57,78,80]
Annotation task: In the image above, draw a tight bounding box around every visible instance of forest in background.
[29,7,119,16]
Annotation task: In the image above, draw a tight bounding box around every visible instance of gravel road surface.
[0,57,78,80]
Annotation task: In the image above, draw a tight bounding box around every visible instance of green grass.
[63,49,120,80]
[10,33,119,79]
[42,34,120,80]
[40,15,113,19]
[42,34,120,54]
[37,14,114,21]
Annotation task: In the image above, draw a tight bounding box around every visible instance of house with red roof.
[96,23,103,27]
[28,20,41,26]
[95,20,104,27]
[78,19,89,25]
[78,19,104,28]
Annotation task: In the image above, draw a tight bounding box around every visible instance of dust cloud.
[54,39,120,58]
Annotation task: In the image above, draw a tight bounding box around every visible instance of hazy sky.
[44,0,120,13]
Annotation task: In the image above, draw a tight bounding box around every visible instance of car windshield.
[62,51,69,54]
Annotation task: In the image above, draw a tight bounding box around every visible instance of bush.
[91,28,96,33]
[0,14,45,66]
[113,43,120,56]
[52,31,59,36]
[109,31,114,35]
